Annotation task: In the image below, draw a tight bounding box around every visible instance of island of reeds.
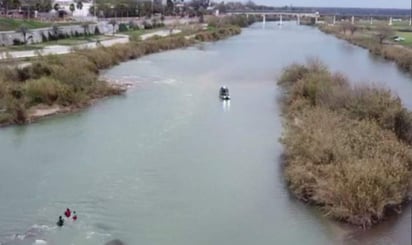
[278,61,412,228]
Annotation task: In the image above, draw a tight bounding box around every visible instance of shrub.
[282,107,412,227]
[94,26,101,35]
[128,21,139,31]
[13,38,23,46]
[279,61,412,227]
[118,23,128,32]
[25,77,67,105]
[142,20,153,29]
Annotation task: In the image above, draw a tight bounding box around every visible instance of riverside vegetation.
[278,61,412,228]
[319,23,412,75]
[0,16,248,126]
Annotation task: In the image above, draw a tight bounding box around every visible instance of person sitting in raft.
[72,211,77,221]
[57,216,64,227]
[64,208,71,218]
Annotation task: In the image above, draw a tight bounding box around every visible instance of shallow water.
[0,22,410,245]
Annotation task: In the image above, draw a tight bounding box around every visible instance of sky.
[253,0,410,9]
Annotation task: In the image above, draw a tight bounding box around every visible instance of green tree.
[69,3,75,13]
[26,0,52,12]
[89,5,95,15]
[166,0,174,15]
[53,3,59,11]
[76,0,83,10]
[1,0,21,14]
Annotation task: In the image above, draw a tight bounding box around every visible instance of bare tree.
[348,23,358,36]
[340,21,355,35]
[375,24,394,44]
[17,24,29,44]
[51,24,60,41]
[109,19,117,36]
[81,22,89,38]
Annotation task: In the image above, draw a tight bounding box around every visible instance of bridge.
[227,11,319,25]
[227,10,412,26]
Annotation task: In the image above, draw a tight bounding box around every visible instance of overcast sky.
[253,0,410,9]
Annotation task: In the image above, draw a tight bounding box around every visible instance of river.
[0,22,411,245]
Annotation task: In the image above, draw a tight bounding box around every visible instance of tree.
[25,0,52,12]
[76,0,83,10]
[88,5,95,16]
[245,0,256,9]
[51,24,60,41]
[375,24,395,44]
[109,19,117,36]
[17,24,29,44]
[166,0,174,15]
[69,3,75,14]
[349,24,358,36]
[198,6,205,23]
[341,22,358,36]
[216,1,226,14]
[53,3,59,11]
[81,22,89,38]
[340,21,352,34]
[1,0,21,14]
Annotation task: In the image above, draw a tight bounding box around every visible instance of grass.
[0,18,50,31]
[278,61,412,228]
[37,35,114,46]
[396,31,412,46]
[0,17,94,31]
[318,24,412,75]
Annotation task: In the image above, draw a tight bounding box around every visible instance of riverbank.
[278,61,412,228]
[0,23,243,127]
[318,24,412,75]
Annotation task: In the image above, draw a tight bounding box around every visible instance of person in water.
[64,208,71,218]
[57,216,64,227]
[72,211,77,221]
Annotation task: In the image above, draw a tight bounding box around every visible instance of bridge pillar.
[370,17,373,25]
[351,16,355,24]
[333,16,336,25]
[262,14,266,26]
[280,14,283,25]
[246,13,249,20]
[297,14,300,25]
[389,16,393,26]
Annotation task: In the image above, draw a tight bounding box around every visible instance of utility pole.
[410,0,412,26]
[94,0,97,18]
